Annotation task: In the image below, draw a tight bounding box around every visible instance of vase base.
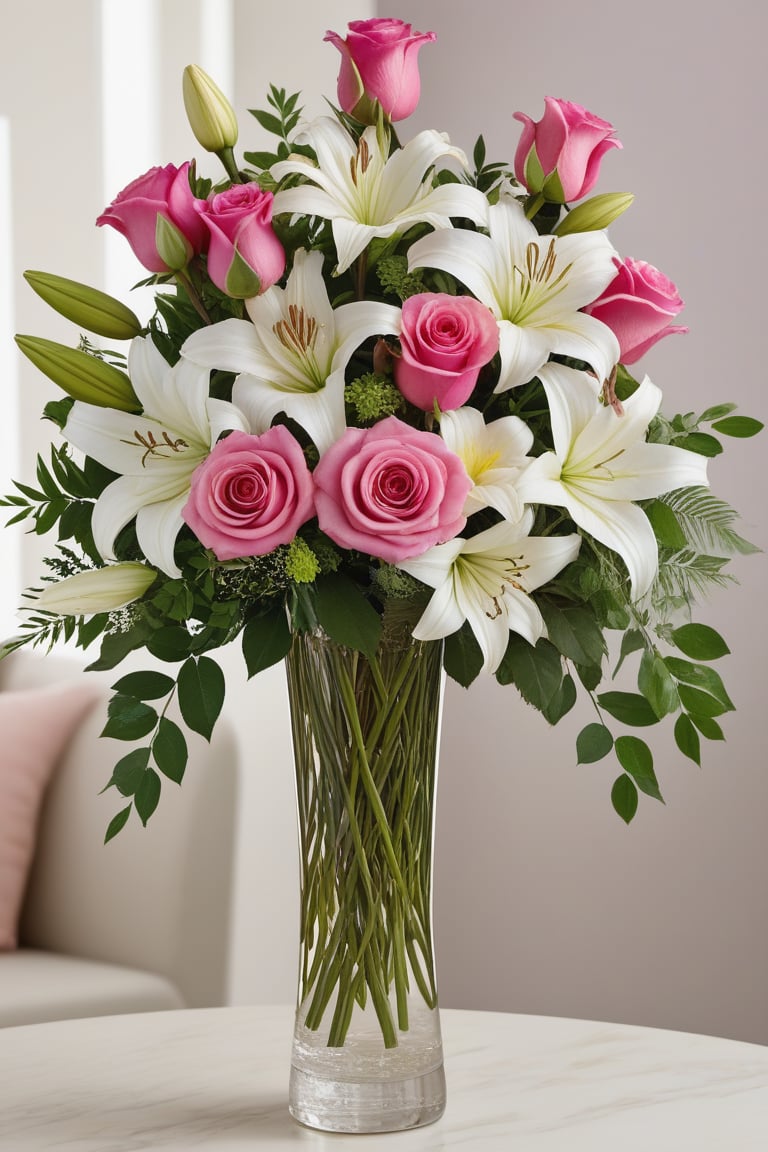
[288,1063,447,1134]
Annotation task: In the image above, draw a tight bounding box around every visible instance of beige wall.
[2,0,766,1043]
[404,0,768,1044]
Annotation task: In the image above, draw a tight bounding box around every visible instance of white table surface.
[0,1004,766,1150]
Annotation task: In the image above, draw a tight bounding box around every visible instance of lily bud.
[155,213,194,272]
[15,336,140,412]
[182,64,239,153]
[553,192,634,237]
[23,271,142,341]
[35,563,156,616]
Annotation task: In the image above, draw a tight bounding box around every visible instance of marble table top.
[0,1004,766,1150]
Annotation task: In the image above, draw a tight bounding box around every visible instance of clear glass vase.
[284,625,446,1134]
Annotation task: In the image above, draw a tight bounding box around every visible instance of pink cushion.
[0,681,99,950]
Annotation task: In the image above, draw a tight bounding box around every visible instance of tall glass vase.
[285,625,446,1134]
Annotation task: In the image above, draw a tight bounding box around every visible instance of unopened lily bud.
[15,336,140,411]
[155,213,194,272]
[35,563,156,616]
[554,192,634,237]
[183,64,238,153]
[23,271,143,341]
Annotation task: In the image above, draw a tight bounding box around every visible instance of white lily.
[398,512,581,675]
[63,336,248,578]
[271,116,489,274]
[440,406,533,522]
[516,363,709,599]
[407,193,620,392]
[181,249,400,455]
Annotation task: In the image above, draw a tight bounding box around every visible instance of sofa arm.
[4,653,239,1008]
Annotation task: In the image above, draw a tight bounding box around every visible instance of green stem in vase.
[286,629,443,1050]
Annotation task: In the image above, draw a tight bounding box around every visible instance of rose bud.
[97,162,207,273]
[513,97,621,204]
[324,17,435,124]
[195,185,285,298]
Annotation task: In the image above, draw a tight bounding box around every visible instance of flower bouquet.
[3,15,761,1135]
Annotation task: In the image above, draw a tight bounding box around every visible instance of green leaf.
[670,623,730,660]
[101,695,158,741]
[86,618,156,671]
[638,650,679,718]
[542,672,577,724]
[107,747,151,796]
[678,432,723,457]
[111,670,175,700]
[689,713,725,740]
[664,658,734,710]
[444,621,484,688]
[711,415,764,438]
[250,108,284,136]
[597,691,658,727]
[153,717,187,784]
[677,684,730,718]
[242,605,292,678]
[674,714,701,766]
[146,625,194,663]
[699,403,736,422]
[576,723,613,764]
[135,767,161,826]
[314,575,382,659]
[645,499,687,549]
[177,656,225,741]
[615,735,663,801]
[538,600,606,667]
[611,774,638,823]
[496,636,562,712]
[105,804,132,843]
[613,628,645,676]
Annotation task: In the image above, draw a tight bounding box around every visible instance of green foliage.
[244,86,304,172]
[345,372,406,423]
[313,574,382,659]
[376,255,427,301]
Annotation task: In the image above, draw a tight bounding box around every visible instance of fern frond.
[653,548,733,618]
[658,487,760,556]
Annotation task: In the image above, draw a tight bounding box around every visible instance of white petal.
[127,336,174,411]
[578,442,709,502]
[182,318,272,377]
[407,228,500,314]
[543,311,619,388]
[537,364,602,461]
[64,403,197,478]
[392,183,489,230]
[91,475,169,561]
[332,217,380,274]
[272,184,349,223]
[207,398,249,444]
[563,489,659,600]
[410,576,466,642]
[495,319,553,393]
[455,578,511,675]
[397,537,464,590]
[136,492,188,578]
[466,478,525,522]
[332,300,401,369]
[510,534,582,593]
[499,587,547,648]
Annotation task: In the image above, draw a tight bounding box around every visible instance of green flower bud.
[553,192,635,237]
[183,64,239,153]
[155,213,194,273]
[35,563,156,616]
[23,271,143,341]
[15,336,140,411]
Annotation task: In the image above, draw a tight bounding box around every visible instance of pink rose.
[582,257,688,365]
[313,416,470,564]
[394,293,499,411]
[183,427,314,560]
[513,97,620,203]
[195,185,285,299]
[96,162,207,273]
[324,18,435,123]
